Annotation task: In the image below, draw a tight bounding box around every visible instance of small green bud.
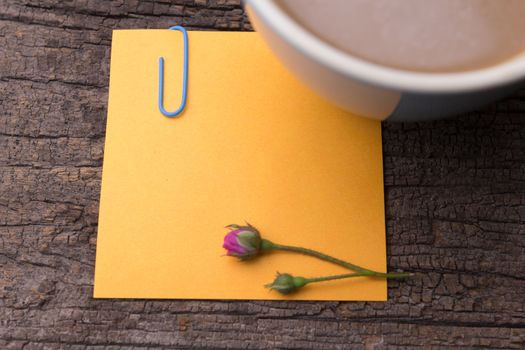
[265,272,308,295]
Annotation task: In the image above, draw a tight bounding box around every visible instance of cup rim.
[247,0,525,93]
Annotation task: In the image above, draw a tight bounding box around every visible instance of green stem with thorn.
[305,271,412,284]
[261,239,412,279]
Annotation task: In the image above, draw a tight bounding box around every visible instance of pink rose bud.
[223,224,262,260]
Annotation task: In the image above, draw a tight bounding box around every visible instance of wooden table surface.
[1,1,525,349]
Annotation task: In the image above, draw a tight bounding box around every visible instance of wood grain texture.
[1,1,525,348]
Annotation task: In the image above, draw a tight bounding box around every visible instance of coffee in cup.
[276,0,525,73]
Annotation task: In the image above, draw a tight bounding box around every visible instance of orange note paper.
[94,30,386,301]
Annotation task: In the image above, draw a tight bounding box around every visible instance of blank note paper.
[94,30,387,301]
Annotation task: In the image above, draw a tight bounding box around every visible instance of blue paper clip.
[158,25,188,117]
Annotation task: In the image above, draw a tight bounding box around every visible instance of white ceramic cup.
[244,0,525,122]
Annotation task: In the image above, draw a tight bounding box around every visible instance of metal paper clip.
[158,25,188,117]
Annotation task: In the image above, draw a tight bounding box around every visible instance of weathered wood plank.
[1,0,525,348]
